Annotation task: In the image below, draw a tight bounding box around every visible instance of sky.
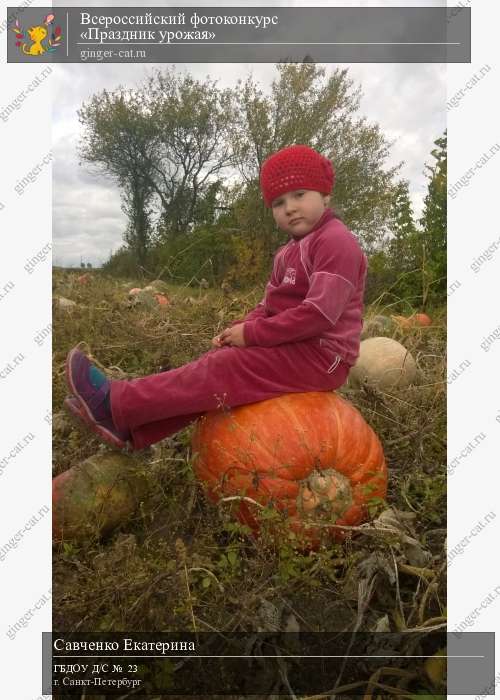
[52,0,446,267]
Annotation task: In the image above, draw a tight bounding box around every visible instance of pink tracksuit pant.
[110,339,350,450]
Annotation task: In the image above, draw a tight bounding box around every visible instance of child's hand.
[218,323,246,348]
[211,335,224,348]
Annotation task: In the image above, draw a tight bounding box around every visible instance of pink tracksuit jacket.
[111,208,367,449]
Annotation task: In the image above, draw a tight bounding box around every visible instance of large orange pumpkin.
[192,392,387,545]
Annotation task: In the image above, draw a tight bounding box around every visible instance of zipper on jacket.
[327,356,342,374]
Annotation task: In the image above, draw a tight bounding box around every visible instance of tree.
[390,180,418,245]
[78,89,157,266]
[79,70,237,256]
[420,131,447,304]
[121,177,153,269]
[231,63,399,252]
[387,180,422,304]
[143,69,236,236]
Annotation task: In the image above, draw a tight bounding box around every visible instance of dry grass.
[52,269,446,698]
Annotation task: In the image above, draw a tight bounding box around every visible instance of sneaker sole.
[63,395,131,451]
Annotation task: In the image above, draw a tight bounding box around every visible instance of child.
[64,145,367,451]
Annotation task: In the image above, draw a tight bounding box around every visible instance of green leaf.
[227,550,238,566]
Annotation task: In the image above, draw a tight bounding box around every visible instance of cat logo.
[11,13,62,56]
[283,267,296,285]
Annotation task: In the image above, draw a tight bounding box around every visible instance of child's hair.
[260,144,335,207]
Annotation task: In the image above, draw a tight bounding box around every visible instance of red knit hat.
[260,145,335,207]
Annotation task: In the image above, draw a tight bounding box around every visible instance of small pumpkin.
[413,312,432,327]
[349,336,417,390]
[128,287,169,309]
[154,293,170,306]
[53,452,148,542]
[192,392,387,545]
[54,296,77,311]
[392,313,432,329]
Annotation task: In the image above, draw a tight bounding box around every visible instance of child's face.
[271,189,330,237]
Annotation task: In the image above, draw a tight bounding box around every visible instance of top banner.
[6,6,470,63]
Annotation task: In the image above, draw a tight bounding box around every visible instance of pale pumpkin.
[349,336,417,390]
[54,296,77,311]
[53,452,148,542]
[192,392,387,544]
[128,287,169,309]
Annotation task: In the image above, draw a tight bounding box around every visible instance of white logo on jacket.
[283,267,296,285]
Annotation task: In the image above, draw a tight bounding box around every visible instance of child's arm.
[214,303,267,347]
[240,303,268,323]
[229,299,268,326]
[243,231,365,347]
[213,297,268,348]
[233,247,285,326]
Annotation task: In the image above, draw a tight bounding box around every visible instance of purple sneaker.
[64,396,132,451]
[65,348,131,450]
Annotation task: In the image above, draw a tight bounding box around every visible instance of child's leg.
[129,411,203,449]
[112,341,349,450]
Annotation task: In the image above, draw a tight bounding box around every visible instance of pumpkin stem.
[297,469,353,521]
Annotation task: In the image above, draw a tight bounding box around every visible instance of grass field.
[52,268,447,697]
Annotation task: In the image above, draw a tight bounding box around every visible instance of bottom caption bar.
[43,631,494,696]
